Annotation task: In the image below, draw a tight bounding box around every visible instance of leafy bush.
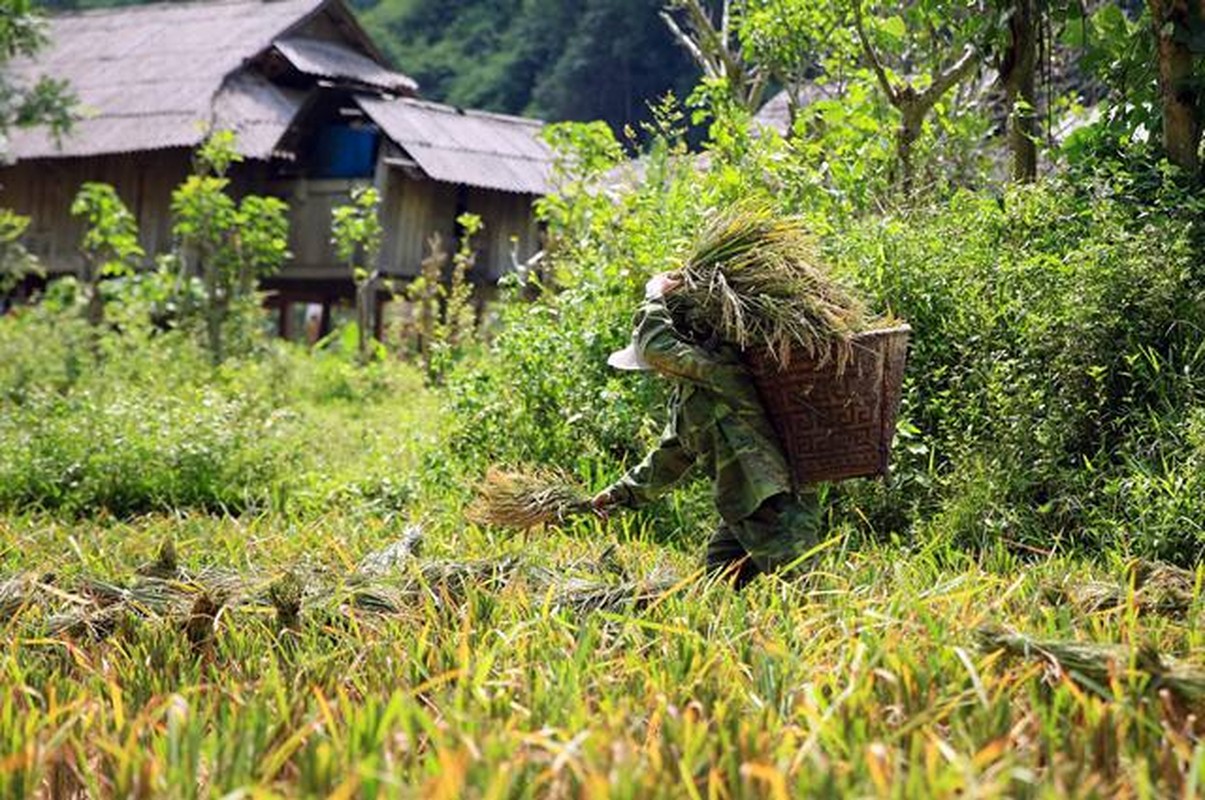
[0,288,431,517]
[439,122,701,476]
[0,306,285,514]
[833,180,1205,558]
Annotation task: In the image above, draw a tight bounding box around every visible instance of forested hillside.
[38,0,699,130]
[354,0,698,130]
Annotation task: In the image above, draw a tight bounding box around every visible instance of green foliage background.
[353,0,699,133]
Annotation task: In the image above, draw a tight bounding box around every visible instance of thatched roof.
[359,97,552,196]
[8,0,415,161]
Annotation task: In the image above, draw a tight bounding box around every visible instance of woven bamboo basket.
[747,324,911,486]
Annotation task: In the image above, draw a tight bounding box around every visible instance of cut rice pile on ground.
[0,533,681,645]
[467,466,593,531]
[674,202,873,368]
[978,625,1205,707]
[1041,560,1198,617]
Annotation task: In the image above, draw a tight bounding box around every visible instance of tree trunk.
[1003,0,1039,182]
[1149,0,1201,174]
[202,256,224,366]
[86,281,104,328]
[83,256,104,328]
[898,102,925,198]
[355,275,376,366]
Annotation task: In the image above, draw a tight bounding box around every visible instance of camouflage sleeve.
[608,423,696,508]
[633,296,749,393]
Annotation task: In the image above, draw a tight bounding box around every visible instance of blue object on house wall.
[314,125,378,178]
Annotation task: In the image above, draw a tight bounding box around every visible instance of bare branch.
[852,1,899,106]
[660,9,718,79]
[747,68,768,111]
[917,43,979,109]
[661,0,761,109]
[677,0,744,82]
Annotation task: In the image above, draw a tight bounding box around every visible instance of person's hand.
[591,489,617,520]
[644,271,683,300]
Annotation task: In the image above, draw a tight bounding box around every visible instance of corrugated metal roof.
[212,72,308,160]
[274,36,417,94]
[358,97,552,195]
[7,0,412,161]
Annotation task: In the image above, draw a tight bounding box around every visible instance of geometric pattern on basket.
[748,325,911,487]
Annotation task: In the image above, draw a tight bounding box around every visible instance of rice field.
[5,496,1205,797]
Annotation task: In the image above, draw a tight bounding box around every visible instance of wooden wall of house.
[464,187,541,282]
[379,171,457,278]
[268,177,365,280]
[0,146,545,332]
[0,150,191,275]
[378,169,541,281]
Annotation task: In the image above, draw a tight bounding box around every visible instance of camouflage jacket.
[607,296,793,523]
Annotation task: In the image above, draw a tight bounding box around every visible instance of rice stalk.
[467,467,592,531]
[675,202,872,369]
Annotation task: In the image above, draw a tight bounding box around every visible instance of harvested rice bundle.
[0,573,38,621]
[673,202,871,368]
[468,467,592,531]
[1041,560,1197,617]
[978,625,1205,706]
[553,574,682,613]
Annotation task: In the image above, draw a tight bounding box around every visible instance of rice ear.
[468,467,592,531]
[675,203,871,367]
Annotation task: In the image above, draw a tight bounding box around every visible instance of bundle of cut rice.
[977,625,1205,705]
[673,202,871,368]
[1040,560,1197,617]
[552,574,681,613]
[467,467,592,531]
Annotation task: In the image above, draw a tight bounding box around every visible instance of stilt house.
[1,0,552,338]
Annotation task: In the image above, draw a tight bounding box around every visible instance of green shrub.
[0,290,432,517]
[833,181,1205,559]
[439,122,702,476]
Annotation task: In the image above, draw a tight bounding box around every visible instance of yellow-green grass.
[4,506,1205,798]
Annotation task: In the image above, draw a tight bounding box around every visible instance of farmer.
[592,272,823,588]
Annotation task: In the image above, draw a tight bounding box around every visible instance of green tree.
[996,0,1041,181]
[1147,0,1203,173]
[171,132,290,364]
[359,0,697,133]
[0,209,39,296]
[534,0,697,129]
[738,1,859,126]
[70,183,143,327]
[331,185,384,366]
[661,0,768,111]
[851,0,982,196]
[0,0,74,156]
